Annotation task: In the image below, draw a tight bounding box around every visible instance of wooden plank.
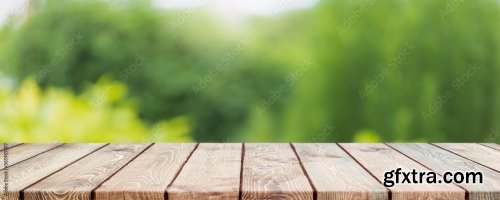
[0,144,105,200]
[389,143,500,200]
[480,143,500,151]
[294,143,388,200]
[0,143,22,151]
[434,143,500,171]
[340,143,465,200]
[167,143,241,200]
[242,143,313,200]
[95,143,197,200]
[24,144,151,200]
[0,144,62,169]
[6,144,21,148]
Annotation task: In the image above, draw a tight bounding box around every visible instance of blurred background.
[0,0,498,142]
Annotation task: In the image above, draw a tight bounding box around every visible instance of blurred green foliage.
[0,0,499,142]
[1,0,284,141]
[0,77,192,142]
[258,0,500,142]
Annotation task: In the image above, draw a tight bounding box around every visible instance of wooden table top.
[0,143,499,200]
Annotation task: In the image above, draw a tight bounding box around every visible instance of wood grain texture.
[0,144,105,200]
[24,144,151,200]
[167,143,242,200]
[0,144,62,170]
[242,144,313,200]
[480,143,500,151]
[2,143,498,200]
[434,143,500,171]
[340,143,465,200]
[294,143,388,200]
[95,143,197,200]
[389,143,500,200]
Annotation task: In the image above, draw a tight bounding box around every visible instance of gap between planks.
[19,144,109,200]
[23,144,152,200]
[340,143,465,200]
[164,143,200,200]
[479,143,500,151]
[91,143,155,199]
[0,143,23,151]
[389,143,500,200]
[18,143,384,200]
[0,144,64,170]
[242,143,314,199]
[23,143,203,200]
[385,143,470,200]
[238,143,245,200]
[431,143,500,173]
[290,143,318,200]
[336,143,392,199]
[7,143,496,200]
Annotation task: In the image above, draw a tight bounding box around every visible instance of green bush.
[1,0,498,142]
[0,77,192,142]
[2,0,285,141]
